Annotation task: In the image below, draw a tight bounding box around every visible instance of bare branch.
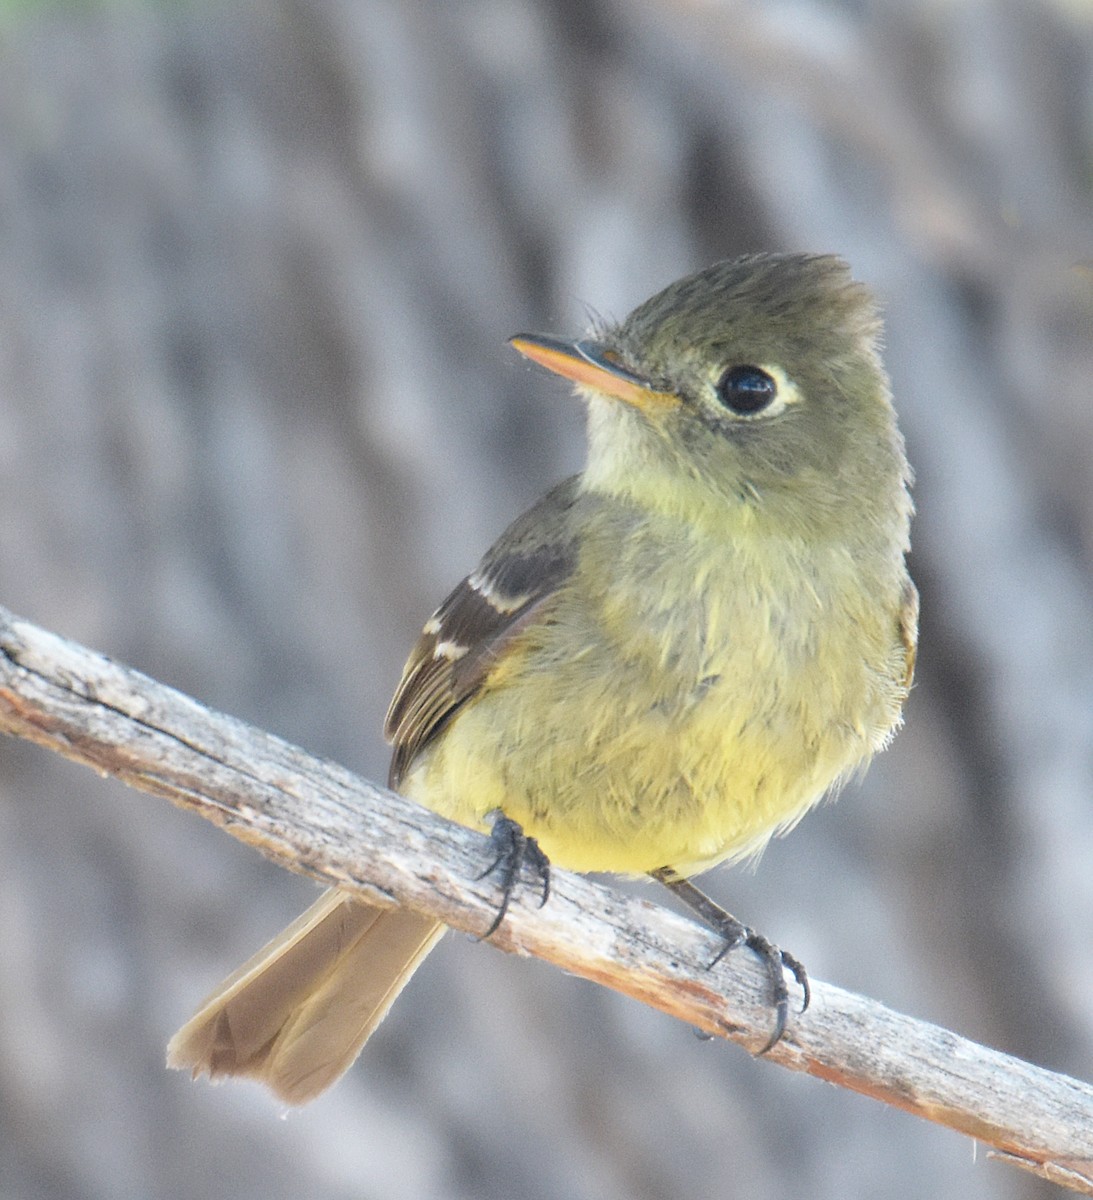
[0,604,1090,1193]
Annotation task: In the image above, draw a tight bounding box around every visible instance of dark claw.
[477,812,552,938]
[651,869,809,1052]
[778,946,811,1012]
[742,929,791,1054]
[710,922,807,1053]
[524,838,551,908]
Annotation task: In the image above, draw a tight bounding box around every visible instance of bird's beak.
[509,334,679,414]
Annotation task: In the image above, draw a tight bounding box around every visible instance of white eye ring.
[712,363,800,419]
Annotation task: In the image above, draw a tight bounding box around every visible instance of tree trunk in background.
[0,3,1089,1198]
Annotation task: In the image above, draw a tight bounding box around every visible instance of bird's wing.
[384,477,581,788]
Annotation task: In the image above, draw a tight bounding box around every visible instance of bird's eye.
[716,366,778,415]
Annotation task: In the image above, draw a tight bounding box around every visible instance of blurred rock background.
[0,1,1090,1197]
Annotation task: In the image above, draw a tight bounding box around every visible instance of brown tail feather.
[167,889,444,1105]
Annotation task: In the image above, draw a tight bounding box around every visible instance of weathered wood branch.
[0,605,1090,1192]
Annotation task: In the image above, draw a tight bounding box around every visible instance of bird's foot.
[651,868,809,1053]
[477,810,551,938]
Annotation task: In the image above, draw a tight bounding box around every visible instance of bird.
[168,251,917,1105]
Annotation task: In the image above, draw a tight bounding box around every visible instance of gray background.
[0,1,1091,1197]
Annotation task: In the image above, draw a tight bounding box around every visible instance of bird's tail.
[167,888,444,1105]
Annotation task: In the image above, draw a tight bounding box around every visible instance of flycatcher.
[169,252,917,1104]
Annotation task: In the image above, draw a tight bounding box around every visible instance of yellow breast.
[403,511,910,878]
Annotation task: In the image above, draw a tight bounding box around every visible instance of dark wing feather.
[385,478,581,788]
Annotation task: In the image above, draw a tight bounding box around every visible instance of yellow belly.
[401,529,909,878]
